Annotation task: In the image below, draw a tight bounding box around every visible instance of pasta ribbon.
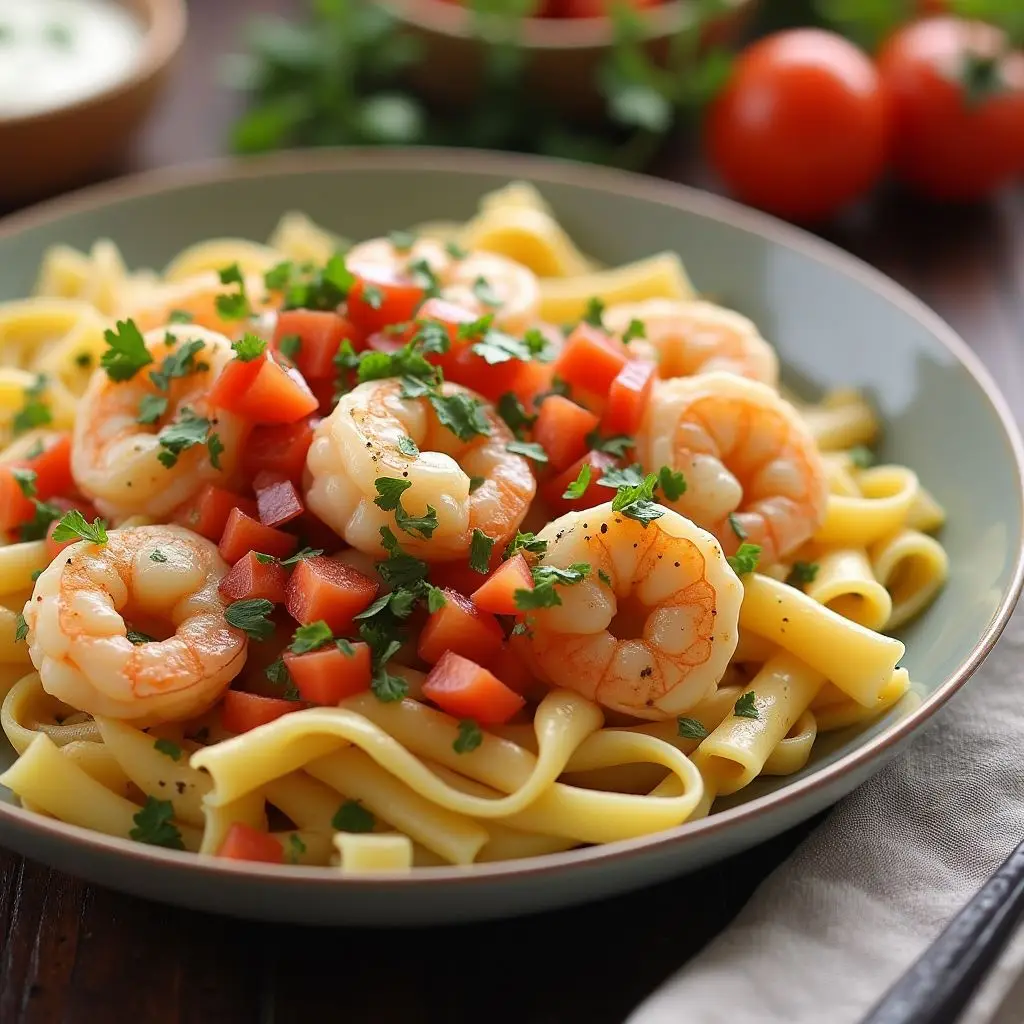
[803,547,893,630]
[815,466,919,547]
[871,529,949,630]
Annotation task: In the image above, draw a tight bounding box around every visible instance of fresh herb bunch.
[227,0,736,169]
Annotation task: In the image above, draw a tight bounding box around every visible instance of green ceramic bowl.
[0,150,1020,926]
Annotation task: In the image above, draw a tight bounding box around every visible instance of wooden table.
[1,3,1022,1021]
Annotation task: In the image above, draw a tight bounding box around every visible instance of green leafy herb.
[622,319,646,343]
[225,598,276,640]
[472,276,502,307]
[505,531,547,560]
[563,463,592,500]
[611,473,663,527]
[18,501,62,543]
[137,394,168,425]
[506,440,548,464]
[431,391,491,443]
[426,586,447,613]
[168,309,194,324]
[290,620,334,654]
[277,334,302,363]
[208,433,225,470]
[453,718,483,754]
[469,530,495,574]
[157,411,211,469]
[445,241,468,260]
[332,800,375,833]
[658,466,686,502]
[396,435,419,457]
[279,547,323,567]
[154,737,184,761]
[389,229,416,251]
[587,431,634,458]
[101,320,153,381]
[515,562,590,610]
[11,468,36,499]
[12,375,52,436]
[287,833,307,863]
[497,392,536,438]
[150,549,168,563]
[848,445,875,469]
[151,339,207,393]
[468,475,485,493]
[232,333,267,361]
[581,296,606,328]
[373,477,438,540]
[728,513,747,540]
[598,463,646,490]
[361,283,384,310]
[733,691,759,719]
[471,327,545,365]
[51,509,108,545]
[598,569,612,587]
[727,543,761,576]
[126,631,155,645]
[786,561,820,586]
[215,263,252,320]
[14,613,28,643]
[677,717,709,740]
[267,255,354,311]
[130,796,184,850]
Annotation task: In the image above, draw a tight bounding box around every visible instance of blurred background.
[0,0,1020,226]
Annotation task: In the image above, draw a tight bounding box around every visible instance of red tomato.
[876,17,1024,201]
[221,690,303,733]
[218,823,283,864]
[470,554,533,616]
[285,556,379,635]
[705,29,889,222]
[284,642,372,705]
[422,651,526,725]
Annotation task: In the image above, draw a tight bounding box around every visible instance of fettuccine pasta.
[0,182,943,873]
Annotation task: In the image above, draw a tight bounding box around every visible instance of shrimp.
[305,379,536,561]
[520,502,742,720]
[604,299,779,387]
[72,324,248,521]
[345,237,540,334]
[638,372,828,566]
[23,525,247,726]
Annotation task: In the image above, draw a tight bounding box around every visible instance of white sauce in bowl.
[0,0,143,119]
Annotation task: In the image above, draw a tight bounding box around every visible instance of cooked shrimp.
[24,525,246,726]
[305,378,536,561]
[72,324,248,521]
[346,237,540,334]
[638,372,828,566]
[520,503,742,719]
[604,299,779,386]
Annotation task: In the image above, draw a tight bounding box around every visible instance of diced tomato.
[470,554,533,616]
[284,642,372,705]
[172,485,258,542]
[423,651,526,725]
[601,359,656,436]
[0,470,35,533]
[285,555,378,635]
[551,323,629,409]
[217,822,284,863]
[347,266,426,335]
[0,433,75,533]
[532,395,600,472]
[221,689,303,733]
[254,477,304,528]
[208,352,319,425]
[218,508,297,565]
[429,558,497,597]
[491,638,547,701]
[219,551,289,604]
[507,358,557,415]
[236,608,294,696]
[417,590,504,667]
[242,419,316,483]
[273,310,360,381]
[43,497,98,560]
[542,450,617,517]
[308,377,337,415]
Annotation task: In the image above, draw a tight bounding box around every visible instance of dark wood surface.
[1,2,1022,1021]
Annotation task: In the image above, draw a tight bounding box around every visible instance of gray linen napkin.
[628,606,1024,1024]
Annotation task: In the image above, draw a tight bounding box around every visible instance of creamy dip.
[0,0,143,119]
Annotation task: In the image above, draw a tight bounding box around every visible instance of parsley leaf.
[51,509,108,545]
[658,466,687,501]
[12,375,52,436]
[506,440,547,464]
[505,531,547,560]
[563,463,592,499]
[472,276,501,307]
[373,477,438,540]
[734,691,759,719]
[279,547,323,566]
[848,445,875,469]
[389,229,416,251]
[497,392,536,438]
[598,463,646,490]
[150,339,206,392]
[290,620,333,654]
[11,468,36,499]
[453,718,483,754]
[150,549,168,562]
[168,309,193,324]
[728,513,748,540]
[224,598,275,640]
[287,833,307,863]
[268,255,354,311]
[376,526,430,589]
[586,431,634,458]
[332,800,375,833]
[515,562,590,610]
[137,393,168,425]
[215,263,252,320]
[581,296,606,328]
[622,318,646,343]
[426,585,447,613]
[101,320,153,381]
[445,241,468,260]
[677,716,709,740]
[469,530,495,574]
[14,613,28,643]
[207,433,225,470]
[786,561,820,586]
[396,435,419,457]
[727,543,761,576]
[471,328,543,365]
[157,411,211,468]
[232,333,267,361]
[154,737,183,761]
[430,391,491,443]
[611,473,664,527]
[130,796,184,850]
[361,284,384,310]
[598,569,612,587]
[468,476,485,493]
[277,334,301,362]
[126,630,155,645]
[18,501,62,542]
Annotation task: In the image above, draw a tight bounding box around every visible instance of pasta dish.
[0,182,947,871]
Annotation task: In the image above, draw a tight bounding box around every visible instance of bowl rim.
[0,0,188,129]
[380,0,750,49]
[0,146,1021,891]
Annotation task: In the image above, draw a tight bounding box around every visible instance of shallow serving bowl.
[0,149,1020,926]
[380,0,756,119]
[0,0,186,206]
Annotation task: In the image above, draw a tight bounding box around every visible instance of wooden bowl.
[0,0,187,207]
[380,0,757,120]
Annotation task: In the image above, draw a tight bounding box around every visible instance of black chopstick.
[859,839,1024,1024]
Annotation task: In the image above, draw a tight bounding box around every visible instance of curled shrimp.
[604,299,779,386]
[638,372,828,566]
[346,237,540,334]
[23,525,246,726]
[305,379,536,561]
[520,502,742,720]
[71,324,248,521]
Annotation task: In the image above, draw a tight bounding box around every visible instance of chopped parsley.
[431,390,491,443]
[563,463,592,500]
[224,598,275,640]
[611,473,663,527]
[658,466,687,501]
[154,737,183,761]
[471,326,548,365]
[586,431,634,458]
[11,468,36,499]
[373,477,438,540]
[849,445,875,469]
[426,586,447,613]
[215,263,252,320]
[496,392,536,438]
[389,229,416,251]
[505,531,547,560]
[728,513,748,540]
[51,509,108,545]
[14,613,28,643]
[149,338,206,392]
[468,475,485,493]
[207,433,225,470]
[332,800,375,833]
[727,543,761,576]
[137,394,168,425]
[786,561,820,586]
[130,796,184,850]
[396,435,419,457]
[677,717,709,740]
[289,620,334,654]
[453,718,483,754]
[622,319,646,343]
[232,333,267,362]
[267,254,354,311]
[126,631,155,645]
[445,241,468,260]
[277,334,302,362]
[515,562,590,610]
[287,833,307,863]
[376,526,430,590]
[156,411,212,469]
[279,547,323,567]
[506,440,547,464]
[168,309,194,324]
[598,463,646,490]
[407,259,441,298]
[472,276,501,307]
[581,296,605,328]
[598,569,612,587]
[12,375,52,436]
[469,530,495,574]
[733,691,759,719]
[101,319,153,381]
[18,501,62,543]
[150,549,168,563]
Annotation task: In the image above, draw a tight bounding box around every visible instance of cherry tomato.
[876,17,1024,202]
[705,29,889,222]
